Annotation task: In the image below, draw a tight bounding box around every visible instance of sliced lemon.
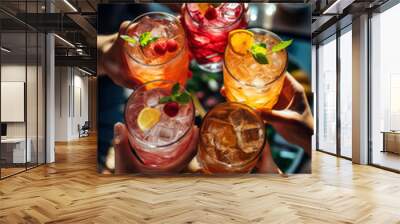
[228,29,254,55]
[137,107,161,131]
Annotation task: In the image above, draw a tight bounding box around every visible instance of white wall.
[55,66,69,141]
[1,63,46,163]
[54,67,89,141]
[1,65,30,138]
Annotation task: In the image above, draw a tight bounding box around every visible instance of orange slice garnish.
[197,3,210,15]
[228,29,254,55]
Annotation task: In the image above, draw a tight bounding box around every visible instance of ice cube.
[226,3,239,9]
[206,118,237,148]
[177,104,192,117]
[135,16,153,34]
[151,25,168,38]
[207,118,233,134]
[235,120,263,154]
[193,34,210,46]
[242,128,261,142]
[218,146,241,164]
[144,126,160,143]
[252,77,267,88]
[228,109,245,129]
[222,6,235,17]
[201,133,217,159]
[201,132,215,146]
[238,128,262,153]
[144,90,161,107]
[158,126,176,143]
[145,124,176,146]
[220,3,242,21]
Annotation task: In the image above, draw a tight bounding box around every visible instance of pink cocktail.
[124,80,195,169]
[182,3,247,72]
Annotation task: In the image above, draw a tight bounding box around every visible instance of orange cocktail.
[121,12,189,86]
[223,28,289,109]
[198,102,265,173]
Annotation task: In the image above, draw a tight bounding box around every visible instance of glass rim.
[123,12,186,67]
[124,79,195,148]
[184,3,247,30]
[223,27,288,88]
[199,102,266,169]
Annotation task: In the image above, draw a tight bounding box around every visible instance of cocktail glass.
[182,3,247,72]
[223,28,288,109]
[124,80,195,169]
[121,12,190,87]
[198,102,265,173]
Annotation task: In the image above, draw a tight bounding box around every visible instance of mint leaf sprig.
[120,35,137,46]
[250,39,293,64]
[120,32,159,47]
[272,39,293,53]
[250,43,268,64]
[139,32,158,47]
[159,83,191,104]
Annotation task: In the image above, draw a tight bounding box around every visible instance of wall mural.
[97,3,313,175]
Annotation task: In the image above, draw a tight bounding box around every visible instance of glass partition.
[370,3,400,171]
[27,30,38,169]
[0,1,46,179]
[1,30,28,177]
[339,27,352,158]
[38,32,46,165]
[317,36,337,154]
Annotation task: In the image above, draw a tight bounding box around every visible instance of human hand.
[113,122,199,174]
[220,72,313,172]
[97,21,139,89]
[259,72,314,156]
[255,142,282,174]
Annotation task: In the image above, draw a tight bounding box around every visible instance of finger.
[115,21,134,47]
[118,21,131,37]
[273,73,293,110]
[113,21,131,55]
[113,122,142,174]
[103,59,137,89]
[285,72,305,95]
[104,41,139,89]
[259,108,298,125]
[256,141,280,174]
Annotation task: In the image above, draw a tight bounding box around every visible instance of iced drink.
[182,3,247,72]
[121,12,190,86]
[124,80,195,168]
[198,102,265,173]
[223,28,289,109]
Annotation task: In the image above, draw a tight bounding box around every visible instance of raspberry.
[163,102,179,117]
[166,39,178,52]
[153,41,167,55]
[205,7,217,20]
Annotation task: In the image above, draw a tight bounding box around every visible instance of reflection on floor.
[373,150,400,171]
[0,163,42,178]
[0,167,25,178]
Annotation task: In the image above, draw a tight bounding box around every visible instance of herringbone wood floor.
[1,135,400,224]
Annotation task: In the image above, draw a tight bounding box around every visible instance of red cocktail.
[182,3,247,72]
